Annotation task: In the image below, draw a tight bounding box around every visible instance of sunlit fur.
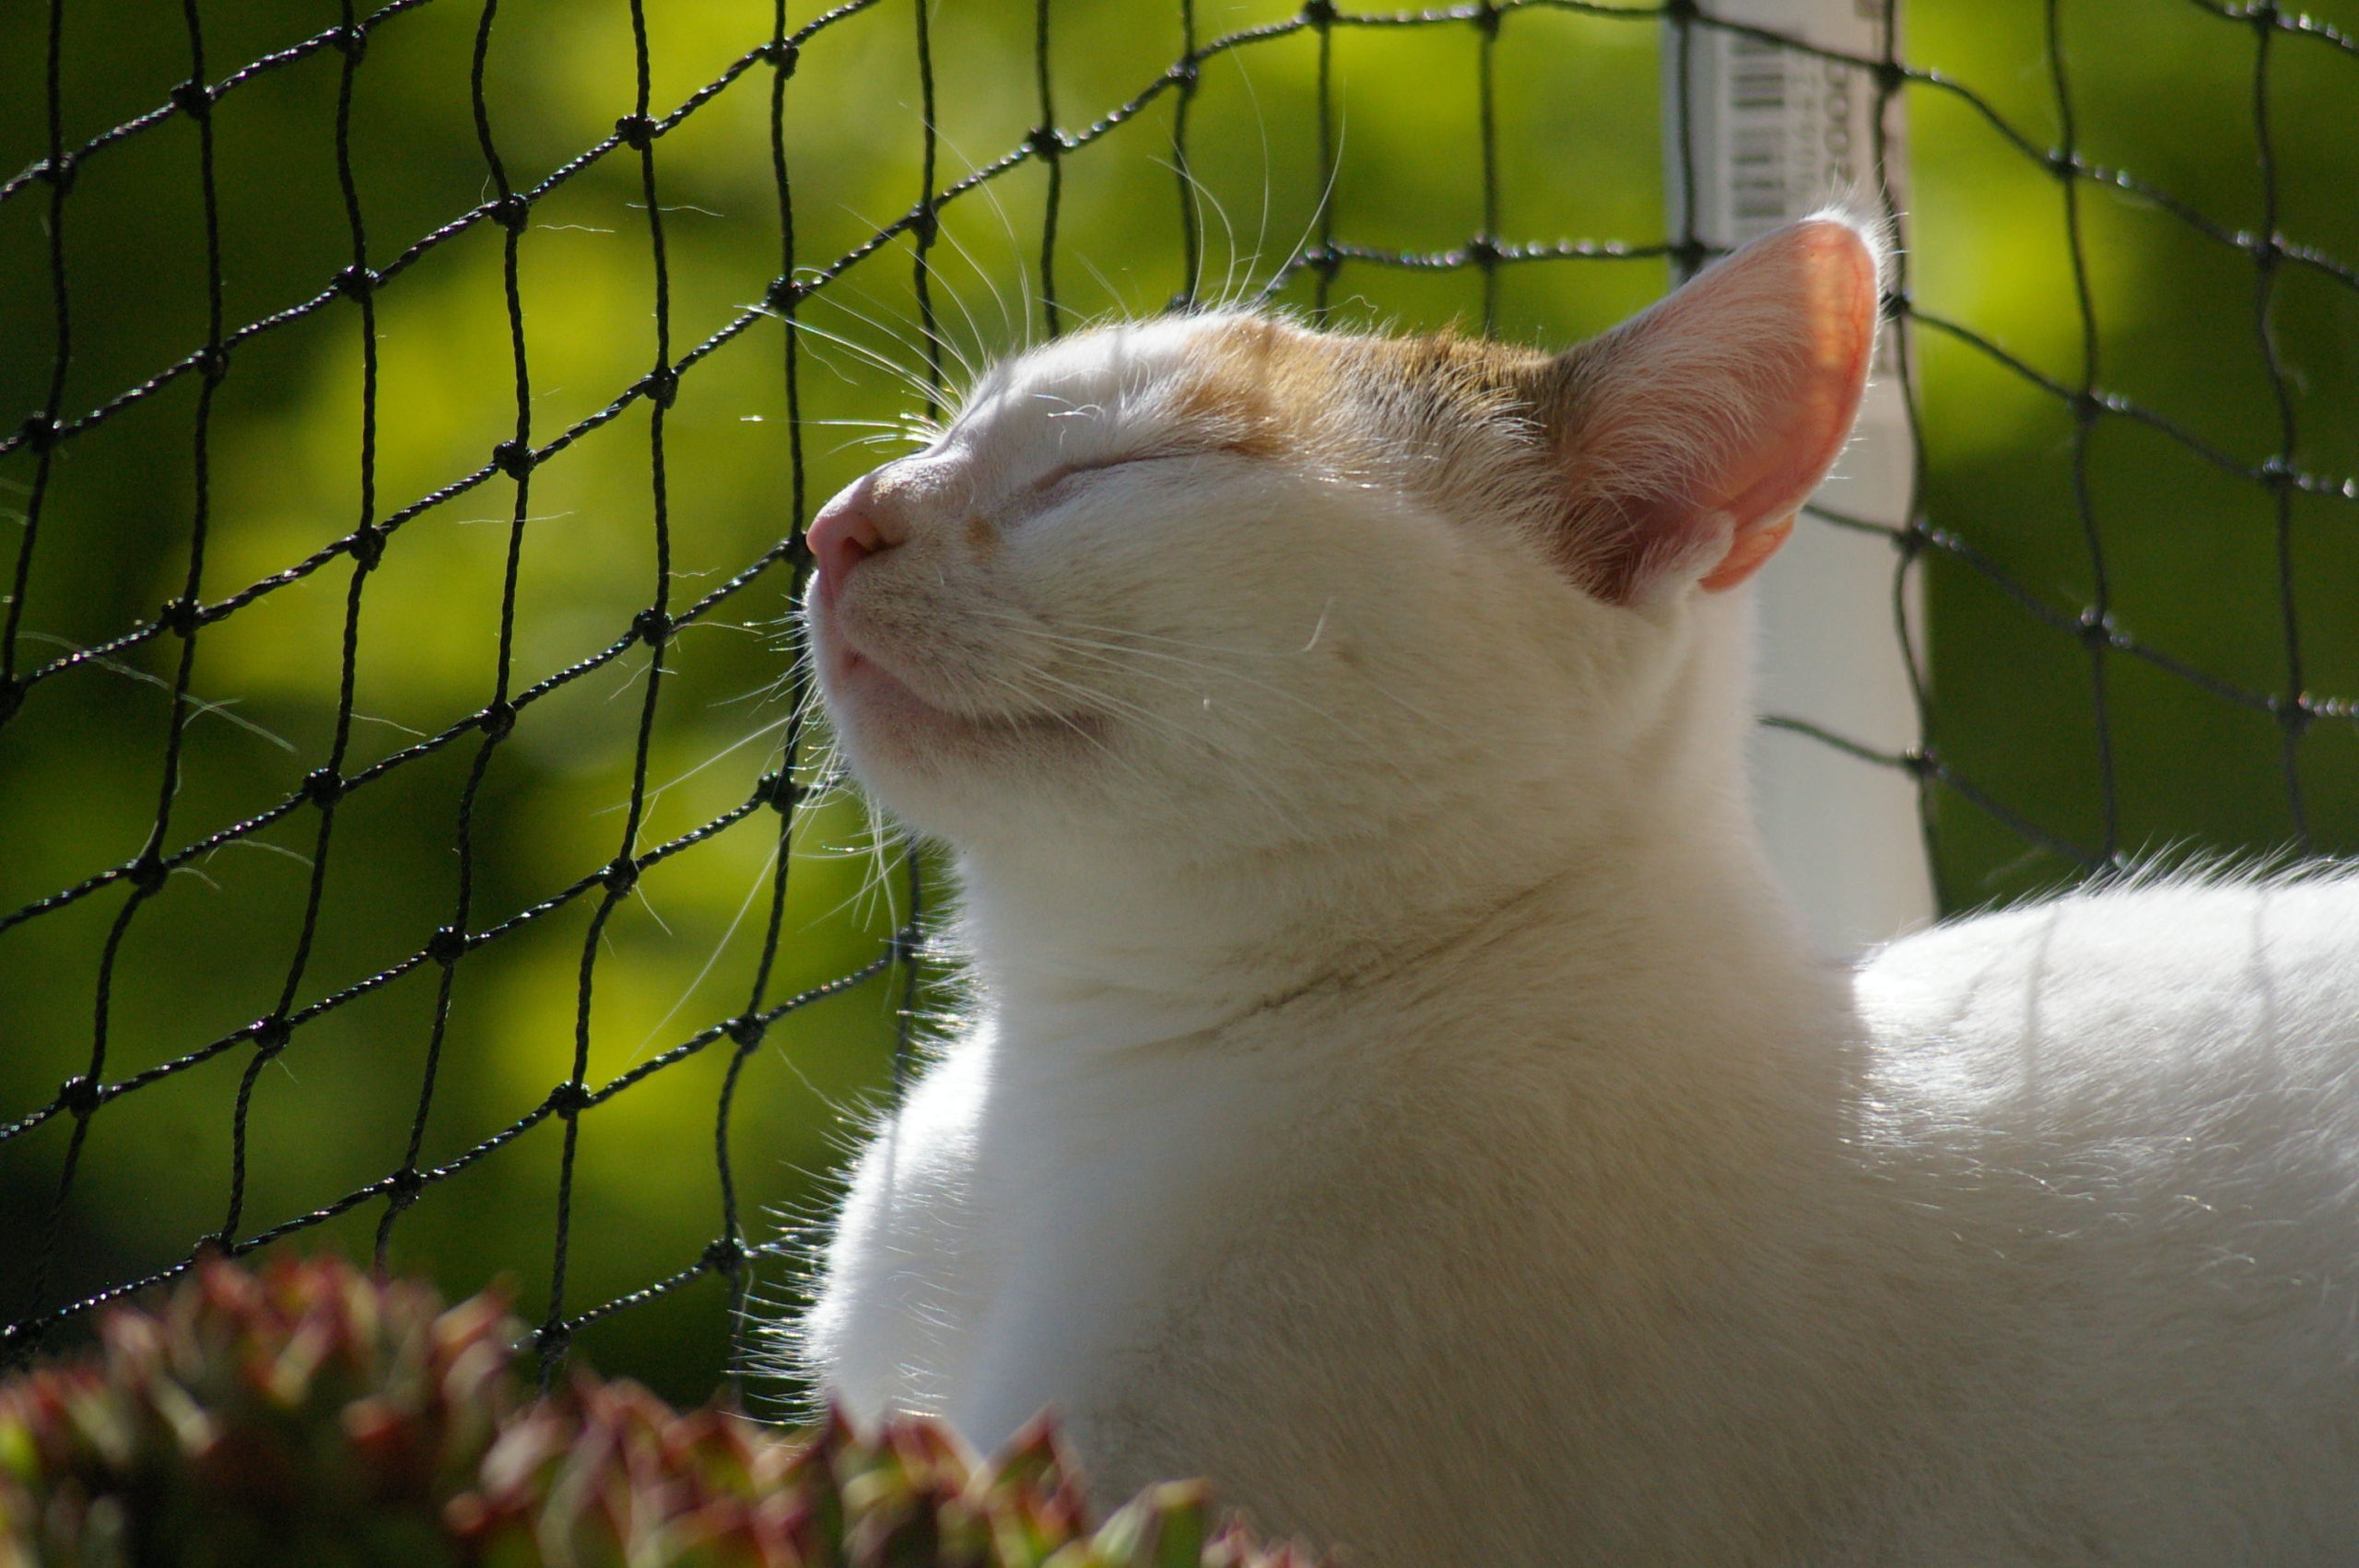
[782,217,2359,1565]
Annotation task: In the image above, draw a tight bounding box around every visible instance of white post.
[1665,0,1933,954]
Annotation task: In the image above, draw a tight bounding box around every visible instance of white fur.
[784,226,2359,1565]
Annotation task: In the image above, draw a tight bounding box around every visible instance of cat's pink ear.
[1536,217,1881,603]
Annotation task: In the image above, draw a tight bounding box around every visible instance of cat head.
[804,216,1881,888]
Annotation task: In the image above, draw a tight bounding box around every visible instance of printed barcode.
[1727,36,1791,222]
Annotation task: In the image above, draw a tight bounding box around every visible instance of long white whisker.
[964,606,1409,742]
[628,838,780,1064]
[927,127,1023,355]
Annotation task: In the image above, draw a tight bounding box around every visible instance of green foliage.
[0,1257,1306,1568]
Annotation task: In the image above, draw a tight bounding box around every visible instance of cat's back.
[1854,868,2359,1249]
[1843,871,2359,1562]
[1857,869,2359,1126]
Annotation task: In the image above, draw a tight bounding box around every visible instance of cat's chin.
[816,624,1101,785]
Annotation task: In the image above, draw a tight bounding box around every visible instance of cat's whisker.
[805,289,940,378]
[925,128,1027,353]
[963,608,1420,751]
[1031,613,1467,738]
[997,662,1320,835]
[913,220,1002,393]
[790,316,940,409]
[826,225,987,396]
[625,837,783,1066]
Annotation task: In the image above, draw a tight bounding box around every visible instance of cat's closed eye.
[1030,450,1192,493]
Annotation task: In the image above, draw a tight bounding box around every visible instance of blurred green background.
[4,0,2358,1409]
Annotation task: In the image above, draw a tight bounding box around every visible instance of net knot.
[1309,246,1343,280]
[334,22,368,59]
[1464,234,1502,269]
[911,207,940,247]
[784,532,817,572]
[384,1165,425,1207]
[0,678,21,726]
[250,1015,292,1058]
[1027,124,1065,161]
[534,1319,573,1360]
[632,605,672,645]
[2274,693,2313,737]
[1662,0,1697,20]
[1875,59,1907,95]
[643,364,679,409]
[303,766,345,807]
[701,1236,746,1275]
[427,925,470,965]
[18,412,59,452]
[2251,233,2282,273]
[1171,56,1201,94]
[170,80,213,120]
[1880,287,1909,322]
[1300,0,1337,24]
[2259,457,2297,493]
[1900,746,1937,780]
[761,38,800,73]
[334,264,380,301]
[757,771,804,813]
[615,114,658,150]
[491,193,531,233]
[727,1015,769,1048]
[127,853,169,895]
[765,275,805,311]
[57,1074,100,1118]
[196,344,230,387]
[2249,1,2281,28]
[887,927,922,967]
[478,699,517,740]
[545,1082,593,1117]
[1894,521,1928,560]
[2043,148,2075,180]
[34,155,76,193]
[347,523,385,572]
[160,597,201,638]
[604,857,641,895]
[492,439,535,480]
[1670,237,1712,276]
[2076,608,2114,649]
[1472,0,1503,38]
[2071,390,2104,426]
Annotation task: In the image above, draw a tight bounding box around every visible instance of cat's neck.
[950,606,1836,1059]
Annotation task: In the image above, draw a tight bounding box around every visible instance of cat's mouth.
[816,612,1101,759]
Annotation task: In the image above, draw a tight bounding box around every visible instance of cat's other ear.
[1531,216,1882,604]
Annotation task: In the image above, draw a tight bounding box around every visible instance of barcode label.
[1664,2,1897,250]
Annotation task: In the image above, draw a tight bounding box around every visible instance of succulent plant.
[0,1256,1311,1568]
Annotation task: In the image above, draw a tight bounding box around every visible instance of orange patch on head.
[1164,317,1347,460]
[963,514,999,552]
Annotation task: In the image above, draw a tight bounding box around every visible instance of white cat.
[785,214,2359,1565]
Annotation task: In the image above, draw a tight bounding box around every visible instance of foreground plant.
[0,1257,1304,1568]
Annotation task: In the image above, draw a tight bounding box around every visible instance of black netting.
[4,0,2355,1399]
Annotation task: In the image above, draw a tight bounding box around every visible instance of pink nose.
[806,477,903,586]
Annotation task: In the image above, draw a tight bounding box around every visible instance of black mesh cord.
[6,0,2359,1382]
[534,0,683,1389]
[2248,11,2312,849]
[1034,0,1065,339]
[2045,0,2123,869]
[1473,0,1503,333]
[1309,2,1336,321]
[18,0,234,1353]
[1173,0,1202,309]
[0,0,69,729]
